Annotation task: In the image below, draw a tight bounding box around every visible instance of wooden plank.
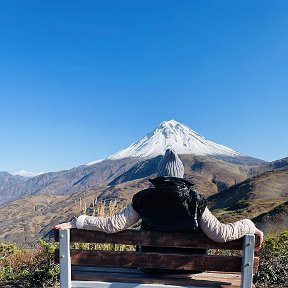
[71,281,222,288]
[72,266,142,274]
[54,229,260,251]
[69,250,243,272]
[69,266,252,278]
[54,254,259,273]
[72,274,231,287]
[67,229,249,250]
[71,269,243,287]
[71,272,237,287]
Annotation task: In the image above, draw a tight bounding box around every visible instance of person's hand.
[54,221,77,230]
[255,228,264,251]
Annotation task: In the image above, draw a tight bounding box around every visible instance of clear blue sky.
[0,1,287,173]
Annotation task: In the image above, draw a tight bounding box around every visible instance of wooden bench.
[54,229,260,288]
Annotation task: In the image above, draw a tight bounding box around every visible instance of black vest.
[132,177,207,232]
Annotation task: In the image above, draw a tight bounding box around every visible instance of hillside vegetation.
[1,201,287,288]
[208,169,288,230]
[253,201,288,236]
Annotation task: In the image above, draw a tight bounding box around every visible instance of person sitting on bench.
[55,149,264,254]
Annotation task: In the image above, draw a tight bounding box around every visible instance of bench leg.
[241,234,255,288]
[59,229,72,288]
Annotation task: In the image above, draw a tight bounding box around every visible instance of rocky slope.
[0,178,146,246]
[0,171,27,190]
[252,201,288,235]
[110,154,256,197]
[208,169,288,226]
[248,157,288,177]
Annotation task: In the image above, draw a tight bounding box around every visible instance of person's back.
[133,176,204,232]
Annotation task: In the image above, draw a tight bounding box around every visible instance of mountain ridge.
[0,120,265,205]
[0,171,27,191]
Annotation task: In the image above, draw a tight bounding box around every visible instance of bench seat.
[54,229,259,288]
[71,266,246,287]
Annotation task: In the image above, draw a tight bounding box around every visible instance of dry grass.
[71,199,136,252]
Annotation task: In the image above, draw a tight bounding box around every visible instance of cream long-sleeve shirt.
[76,204,256,242]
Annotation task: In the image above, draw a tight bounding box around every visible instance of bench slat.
[70,282,249,288]
[55,250,259,274]
[70,250,245,272]
[71,267,243,287]
[55,229,260,250]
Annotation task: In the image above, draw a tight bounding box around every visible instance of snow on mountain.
[107,120,244,160]
[85,159,105,166]
[13,170,44,178]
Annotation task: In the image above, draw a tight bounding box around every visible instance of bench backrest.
[54,229,260,288]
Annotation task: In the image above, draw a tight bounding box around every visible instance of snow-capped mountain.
[108,120,243,160]
[1,120,265,206]
[13,170,44,178]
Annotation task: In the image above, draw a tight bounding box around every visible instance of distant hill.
[0,158,138,205]
[252,201,288,235]
[208,169,288,223]
[109,154,257,197]
[0,171,27,190]
[248,157,288,177]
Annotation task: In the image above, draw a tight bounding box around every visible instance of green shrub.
[0,241,59,287]
[254,231,288,287]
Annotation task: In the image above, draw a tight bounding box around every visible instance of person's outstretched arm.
[55,204,141,233]
[199,207,264,249]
